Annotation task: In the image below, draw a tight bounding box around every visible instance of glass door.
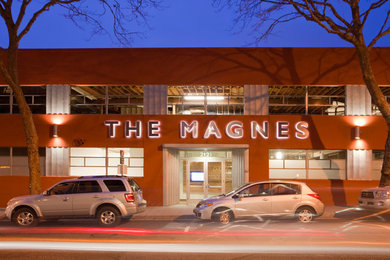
[185,159,227,200]
[188,161,205,200]
[206,161,224,197]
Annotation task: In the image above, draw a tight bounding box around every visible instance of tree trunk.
[3,46,41,194]
[355,44,390,186]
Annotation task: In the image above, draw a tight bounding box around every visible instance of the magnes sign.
[104,120,310,140]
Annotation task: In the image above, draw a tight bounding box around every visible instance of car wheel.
[97,206,121,227]
[213,208,233,224]
[296,206,315,223]
[12,208,38,227]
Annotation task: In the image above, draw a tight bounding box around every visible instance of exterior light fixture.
[52,124,58,138]
[354,126,360,139]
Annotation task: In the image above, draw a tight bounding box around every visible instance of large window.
[70,86,143,114]
[168,86,244,115]
[372,86,390,115]
[269,149,346,180]
[372,150,384,180]
[269,86,345,115]
[0,147,46,176]
[70,147,144,177]
[0,86,46,114]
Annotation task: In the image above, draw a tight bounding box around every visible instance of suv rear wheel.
[97,206,121,227]
[296,206,315,223]
[12,207,38,227]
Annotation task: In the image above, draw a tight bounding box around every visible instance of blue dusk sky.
[0,0,389,48]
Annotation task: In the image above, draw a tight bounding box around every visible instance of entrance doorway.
[183,158,232,200]
[163,145,248,206]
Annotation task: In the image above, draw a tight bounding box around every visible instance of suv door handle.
[63,197,70,201]
[93,195,100,198]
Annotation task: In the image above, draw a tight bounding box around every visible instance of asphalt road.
[0,208,390,259]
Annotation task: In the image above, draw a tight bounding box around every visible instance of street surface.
[0,208,390,259]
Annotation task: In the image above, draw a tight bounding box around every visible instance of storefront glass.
[70,147,144,176]
[269,149,346,179]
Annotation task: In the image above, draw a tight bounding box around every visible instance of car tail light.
[124,193,135,203]
[308,193,321,201]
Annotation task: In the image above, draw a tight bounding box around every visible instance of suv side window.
[50,182,76,195]
[103,179,127,192]
[271,183,301,195]
[76,181,102,193]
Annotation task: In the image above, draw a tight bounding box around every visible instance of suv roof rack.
[78,175,127,179]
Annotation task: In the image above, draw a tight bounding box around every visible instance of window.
[49,182,77,195]
[0,86,46,114]
[70,147,144,177]
[372,150,384,180]
[128,179,141,192]
[271,183,301,195]
[104,180,126,192]
[70,85,143,114]
[269,149,346,180]
[0,147,45,176]
[269,85,345,115]
[239,183,270,197]
[372,86,390,115]
[168,86,244,115]
[77,181,102,193]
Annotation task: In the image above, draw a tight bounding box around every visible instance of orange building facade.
[0,47,389,207]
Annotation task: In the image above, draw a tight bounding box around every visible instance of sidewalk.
[0,205,350,221]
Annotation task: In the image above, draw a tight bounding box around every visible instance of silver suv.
[358,186,390,210]
[193,180,324,224]
[5,176,146,227]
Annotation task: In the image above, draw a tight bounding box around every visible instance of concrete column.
[46,85,70,114]
[347,150,372,180]
[46,85,70,176]
[163,148,180,206]
[143,85,168,115]
[346,85,372,180]
[244,85,268,115]
[345,85,371,115]
[45,148,70,176]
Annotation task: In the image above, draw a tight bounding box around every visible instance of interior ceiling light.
[184,96,224,101]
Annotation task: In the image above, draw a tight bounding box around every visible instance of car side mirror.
[43,190,51,196]
[233,194,244,201]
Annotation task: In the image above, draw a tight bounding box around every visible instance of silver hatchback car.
[193,180,324,224]
[5,175,146,227]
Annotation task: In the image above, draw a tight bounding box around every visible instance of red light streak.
[0,227,344,238]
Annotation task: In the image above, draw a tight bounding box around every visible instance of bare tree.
[0,0,161,194]
[217,0,390,186]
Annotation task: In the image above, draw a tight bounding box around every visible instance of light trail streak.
[0,241,389,256]
[0,226,344,237]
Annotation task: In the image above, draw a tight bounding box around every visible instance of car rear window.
[103,179,127,192]
[128,178,141,192]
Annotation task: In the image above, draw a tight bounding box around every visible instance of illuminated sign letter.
[276,121,289,139]
[204,120,222,139]
[180,120,199,138]
[148,120,161,138]
[104,120,121,138]
[295,121,310,139]
[226,121,243,139]
[125,120,142,138]
[251,121,269,139]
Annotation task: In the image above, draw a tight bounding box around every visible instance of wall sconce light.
[354,126,360,139]
[52,124,58,138]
